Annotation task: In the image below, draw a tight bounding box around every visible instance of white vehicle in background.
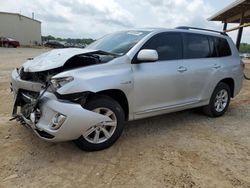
[240,53,250,59]
[244,53,250,59]
[10,27,244,151]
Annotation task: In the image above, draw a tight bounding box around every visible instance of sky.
[0,0,249,42]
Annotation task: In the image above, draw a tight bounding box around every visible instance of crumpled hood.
[23,48,98,72]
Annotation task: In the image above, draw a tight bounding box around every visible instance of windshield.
[86,31,150,55]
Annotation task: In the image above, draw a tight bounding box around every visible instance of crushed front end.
[10,56,113,142]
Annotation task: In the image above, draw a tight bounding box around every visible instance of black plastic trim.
[35,129,54,139]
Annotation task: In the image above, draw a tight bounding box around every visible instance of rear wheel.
[74,95,125,151]
[203,82,231,117]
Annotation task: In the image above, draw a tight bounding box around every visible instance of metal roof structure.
[208,0,250,50]
[208,0,250,23]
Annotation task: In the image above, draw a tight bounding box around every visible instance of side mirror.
[137,49,158,63]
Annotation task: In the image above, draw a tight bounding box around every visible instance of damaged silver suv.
[11,27,244,151]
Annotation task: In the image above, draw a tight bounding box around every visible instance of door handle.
[213,64,221,69]
[177,66,187,72]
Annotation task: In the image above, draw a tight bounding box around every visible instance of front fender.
[53,55,133,95]
[57,64,133,95]
[52,57,134,120]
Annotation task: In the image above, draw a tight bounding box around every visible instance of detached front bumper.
[29,92,111,142]
[11,69,111,142]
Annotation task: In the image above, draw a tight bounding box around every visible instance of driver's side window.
[142,32,183,61]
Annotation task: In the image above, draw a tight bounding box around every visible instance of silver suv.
[11,27,244,151]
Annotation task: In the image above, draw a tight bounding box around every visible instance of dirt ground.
[0,47,250,188]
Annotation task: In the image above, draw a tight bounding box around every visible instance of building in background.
[0,12,41,46]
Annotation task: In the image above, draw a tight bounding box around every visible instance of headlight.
[50,76,74,89]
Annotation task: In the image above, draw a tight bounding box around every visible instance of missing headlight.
[50,76,74,90]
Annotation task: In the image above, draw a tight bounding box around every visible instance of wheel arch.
[87,89,129,121]
[218,78,235,98]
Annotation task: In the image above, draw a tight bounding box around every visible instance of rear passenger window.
[142,32,182,61]
[214,37,231,57]
[184,34,210,59]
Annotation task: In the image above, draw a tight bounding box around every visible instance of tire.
[74,95,125,151]
[203,82,231,117]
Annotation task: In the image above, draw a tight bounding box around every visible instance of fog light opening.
[50,113,66,130]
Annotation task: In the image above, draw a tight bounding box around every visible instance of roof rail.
[176,26,228,36]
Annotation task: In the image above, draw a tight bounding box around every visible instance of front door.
[132,32,190,118]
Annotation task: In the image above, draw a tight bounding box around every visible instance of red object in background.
[0,37,20,48]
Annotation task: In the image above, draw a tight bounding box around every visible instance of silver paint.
[10,28,244,142]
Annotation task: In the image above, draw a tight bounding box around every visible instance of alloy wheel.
[214,89,229,112]
[83,107,117,144]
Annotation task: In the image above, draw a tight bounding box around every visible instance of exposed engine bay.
[19,51,116,83]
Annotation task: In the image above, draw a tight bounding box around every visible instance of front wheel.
[203,82,231,117]
[74,95,125,151]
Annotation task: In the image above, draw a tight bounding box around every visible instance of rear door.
[181,33,218,101]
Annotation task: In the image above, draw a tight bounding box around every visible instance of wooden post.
[223,22,228,31]
[236,13,244,50]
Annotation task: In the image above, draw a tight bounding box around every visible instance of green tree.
[42,35,55,42]
[240,43,250,53]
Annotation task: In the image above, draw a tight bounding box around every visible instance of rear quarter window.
[214,37,232,57]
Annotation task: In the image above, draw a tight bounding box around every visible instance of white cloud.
[0,0,249,43]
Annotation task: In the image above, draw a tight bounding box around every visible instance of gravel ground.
[0,47,250,188]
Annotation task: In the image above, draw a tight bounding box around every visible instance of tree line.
[42,35,95,45]
[240,43,250,53]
